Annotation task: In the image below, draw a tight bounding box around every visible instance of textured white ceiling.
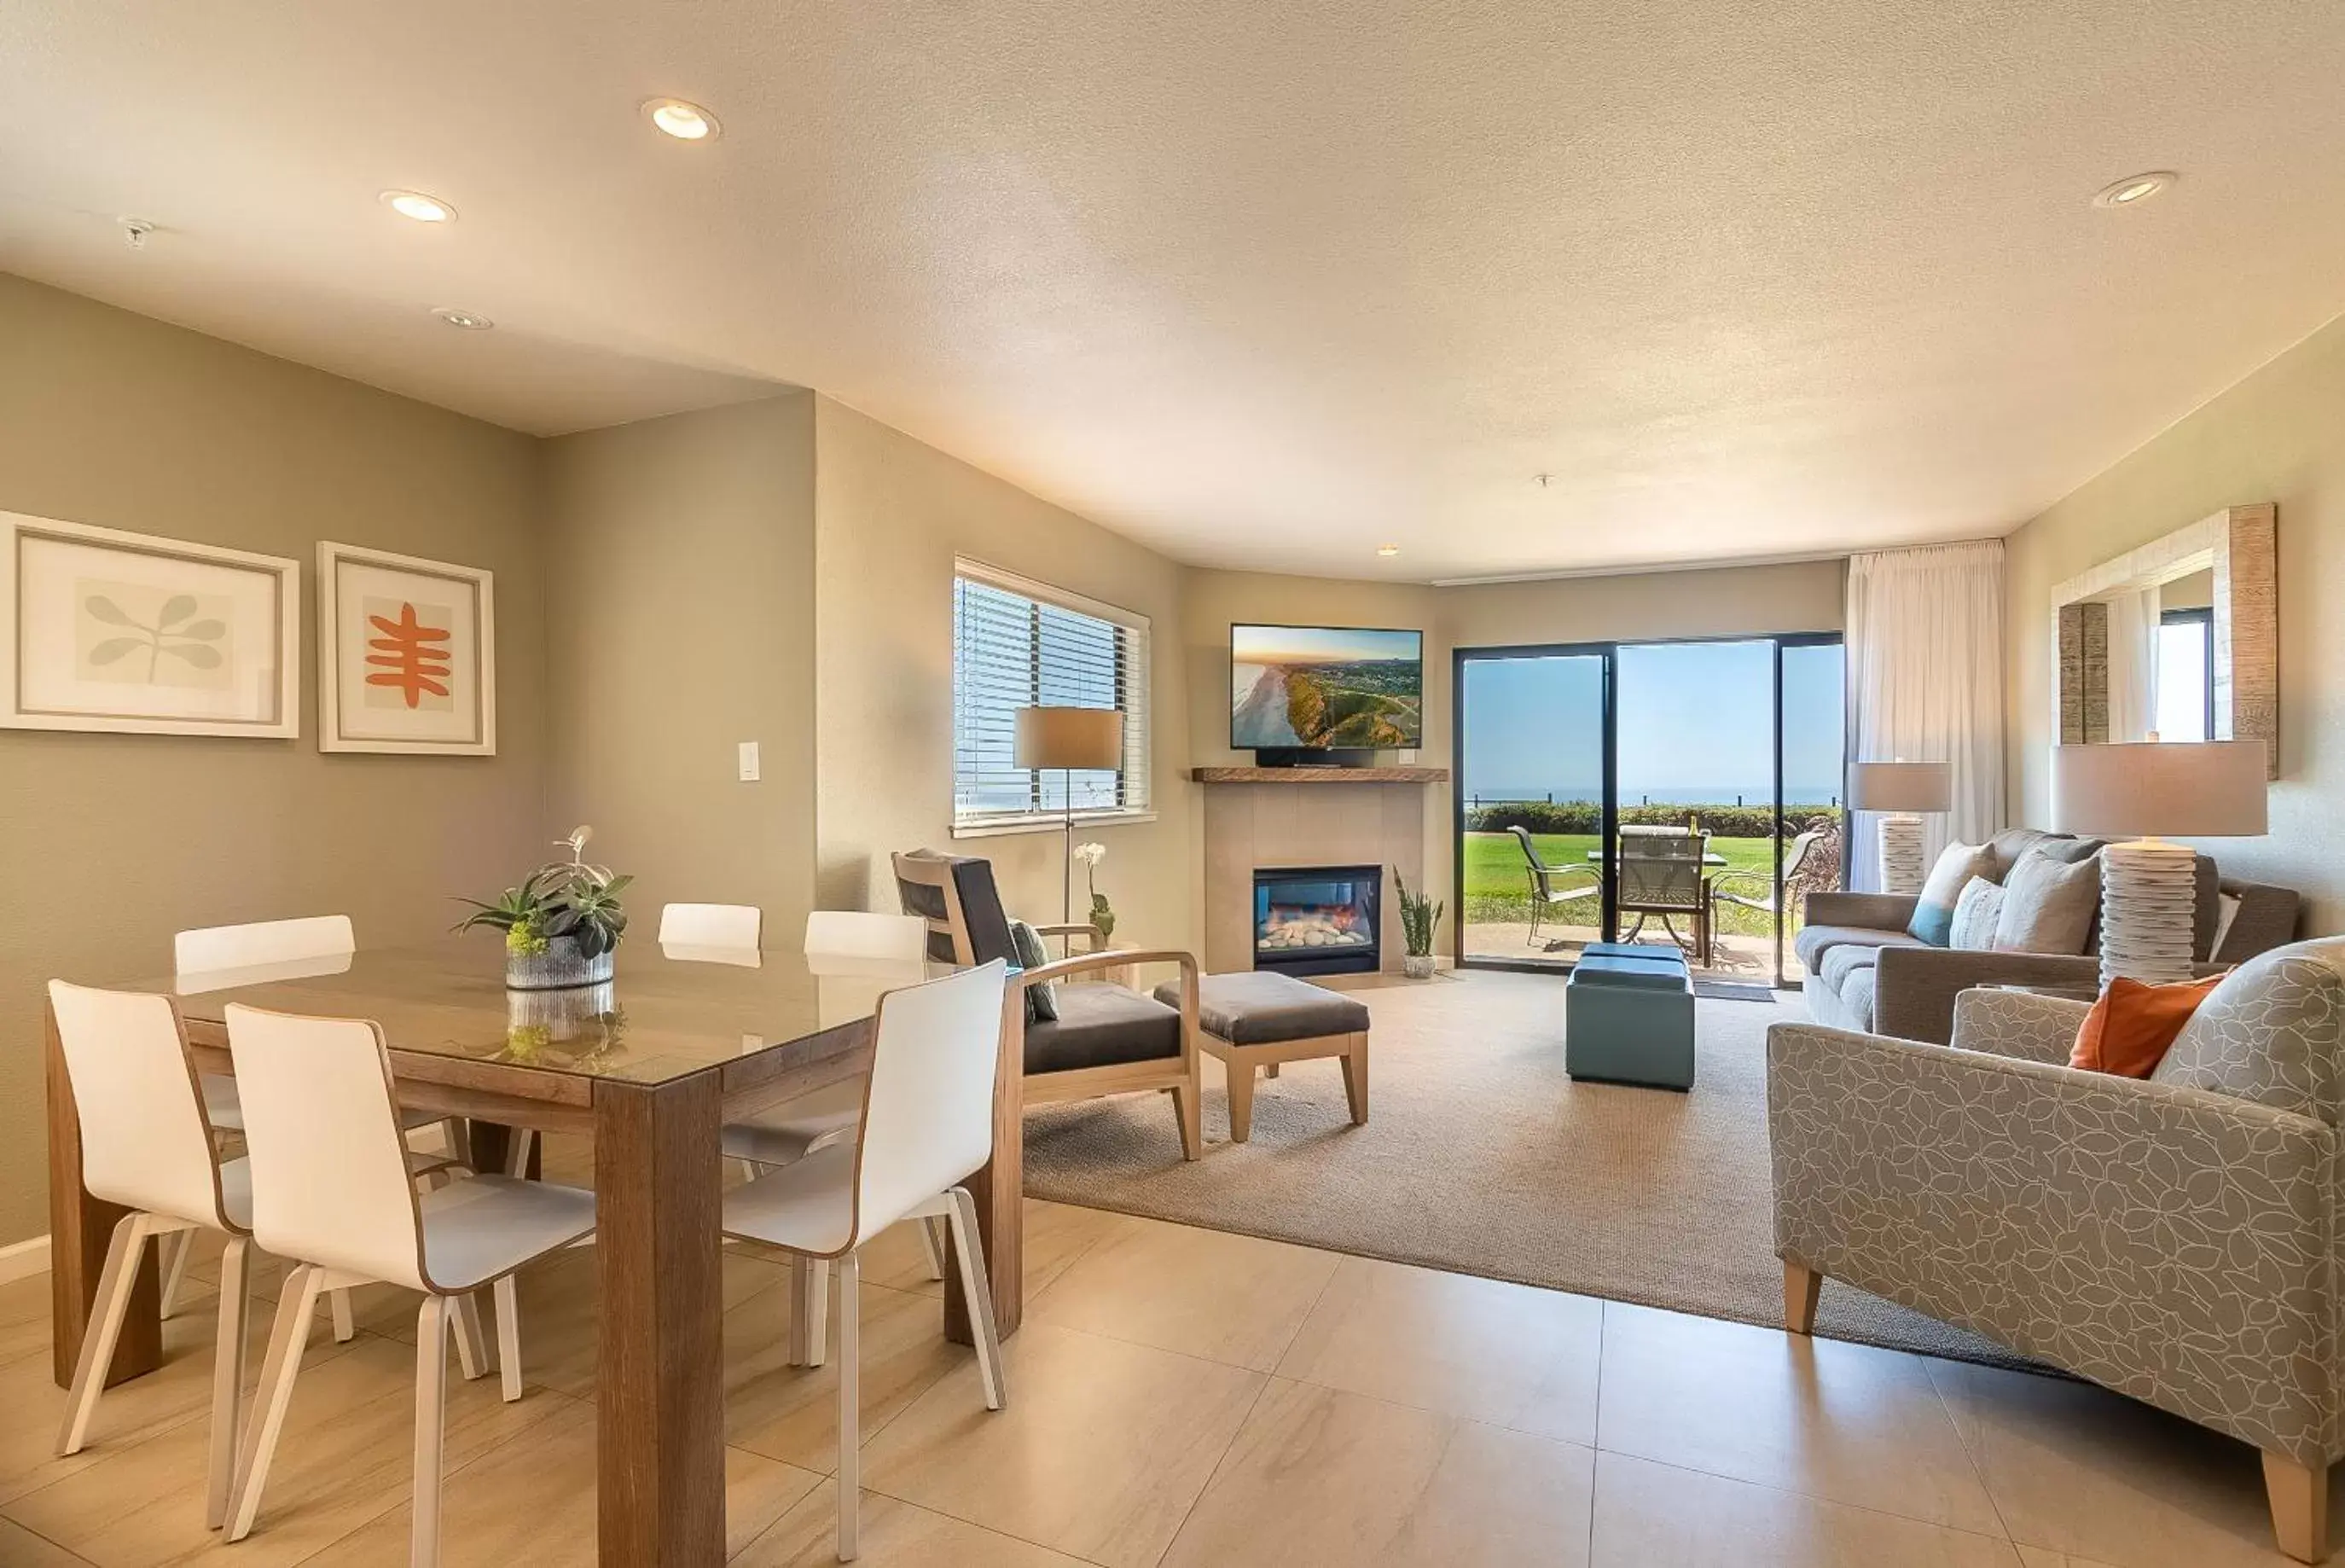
[5,2,2345,578]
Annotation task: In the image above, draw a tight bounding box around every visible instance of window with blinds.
[952,560,1152,833]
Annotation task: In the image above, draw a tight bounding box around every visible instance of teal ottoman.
[1565,943,1695,1089]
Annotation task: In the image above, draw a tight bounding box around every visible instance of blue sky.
[1460,640,1844,805]
[1233,624,1421,665]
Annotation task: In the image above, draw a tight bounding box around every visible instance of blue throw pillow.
[1907,842,1996,947]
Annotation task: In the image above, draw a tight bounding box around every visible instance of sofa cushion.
[1986,828,2103,878]
[2151,939,2345,1122]
[1909,841,1996,946]
[1949,877,2005,951]
[1817,941,1888,995]
[1023,983,1181,1075]
[1152,970,1371,1045]
[1992,847,2099,955]
[1794,923,1925,974]
[2072,973,2224,1077]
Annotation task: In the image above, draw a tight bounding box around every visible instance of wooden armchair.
[893,851,1201,1159]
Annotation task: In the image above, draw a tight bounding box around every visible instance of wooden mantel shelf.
[1190,765,1449,784]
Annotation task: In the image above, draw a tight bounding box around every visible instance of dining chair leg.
[205,1236,250,1530]
[56,1211,149,1456]
[492,1275,523,1402]
[159,1228,194,1320]
[787,1256,812,1367]
[229,1263,325,1542]
[946,1188,1006,1411]
[804,1258,831,1369]
[329,1286,357,1344]
[414,1296,451,1568]
[916,1217,948,1281]
[835,1251,861,1563]
[450,1291,490,1382]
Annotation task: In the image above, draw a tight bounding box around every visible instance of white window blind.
[953,560,1152,833]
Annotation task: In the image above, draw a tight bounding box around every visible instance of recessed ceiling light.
[432,307,493,330]
[381,189,456,224]
[1377,544,1401,557]
[643,98,721,141]
[2092,171,2177,209]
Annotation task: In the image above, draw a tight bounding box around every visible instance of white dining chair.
[48,980,256,1532]
[659,901,763,948]
[725,958,1012,1561]
[169,915,460,1332]
[725,910,947,1364]
[222,1003,597,1565]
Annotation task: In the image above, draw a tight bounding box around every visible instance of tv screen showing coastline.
[1232,624,1424,749]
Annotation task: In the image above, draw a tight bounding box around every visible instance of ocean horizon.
[1468,784,1843,808]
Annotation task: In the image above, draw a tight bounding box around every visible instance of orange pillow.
[2070,974,2225,1077]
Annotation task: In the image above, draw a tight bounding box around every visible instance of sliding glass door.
[1454,648,1611,967]
[1455,634,1844,986]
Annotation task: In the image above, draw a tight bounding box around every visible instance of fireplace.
[1253,864,1382,976]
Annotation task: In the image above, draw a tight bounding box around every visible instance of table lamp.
[1848,761,1953,895]
[2051,740,2267,989]
[1013,706,1124,928]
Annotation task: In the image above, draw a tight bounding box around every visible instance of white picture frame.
[0,511,299,738]
[317,541,496,755]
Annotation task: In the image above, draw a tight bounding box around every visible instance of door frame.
[1452,631,1846,984]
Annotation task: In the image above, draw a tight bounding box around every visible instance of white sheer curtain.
[2103,589,2161,744]
[1845,541,2006,891]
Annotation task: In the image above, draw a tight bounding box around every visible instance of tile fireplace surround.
[1193,766,1446,973]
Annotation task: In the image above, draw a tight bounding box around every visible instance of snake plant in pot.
[1396,870,1442,979]
[456,826,634,990]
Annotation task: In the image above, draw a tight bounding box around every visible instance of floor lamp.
[2052,740,2268,989]
[1014,705,1125,936]
[1848,761,1952,896]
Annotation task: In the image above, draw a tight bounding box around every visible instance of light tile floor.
[0,1198,2333,1565]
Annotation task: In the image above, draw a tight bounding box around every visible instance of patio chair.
[1709,825,1827,921]
[1507,826,1600,949]
[1615,825,1711,962]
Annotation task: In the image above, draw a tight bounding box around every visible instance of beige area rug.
[1024,968,2026,1368]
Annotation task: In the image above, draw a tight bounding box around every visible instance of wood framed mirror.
[2051,503,2276,777]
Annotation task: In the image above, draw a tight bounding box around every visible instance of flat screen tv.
[1231,624,1425,752]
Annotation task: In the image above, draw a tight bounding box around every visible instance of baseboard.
[0,1234,51,1285]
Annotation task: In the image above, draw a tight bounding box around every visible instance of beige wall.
[2006,313,2345,935]
[542,397,820,929]
[812,398,1194,951]
[0,274,548,1246]
[1181,559,1847,946]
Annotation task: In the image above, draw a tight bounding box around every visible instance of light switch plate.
[738,740,760,781]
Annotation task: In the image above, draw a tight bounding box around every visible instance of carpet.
[1024,967,2025,1368]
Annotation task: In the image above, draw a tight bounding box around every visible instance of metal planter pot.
[505,934,616,991]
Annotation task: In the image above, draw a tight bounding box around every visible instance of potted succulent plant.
[1396,870,1442,979]
[456,826,633,990]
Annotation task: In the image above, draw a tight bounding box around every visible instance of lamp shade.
[1013,706,1123,771]
[2050,741,2268,839]
[1848,761,1953,814]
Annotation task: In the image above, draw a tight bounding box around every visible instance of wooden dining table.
[44,938,1025,1565]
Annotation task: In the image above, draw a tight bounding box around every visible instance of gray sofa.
[1799,828,2299,1043]
[1767,938,2345,1562]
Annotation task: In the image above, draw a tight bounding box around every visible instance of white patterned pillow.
[1948,877,2005,951]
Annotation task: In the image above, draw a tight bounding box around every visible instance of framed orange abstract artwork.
[317,541,496,755]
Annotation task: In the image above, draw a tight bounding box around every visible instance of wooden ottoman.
[1152,971,1371,1142]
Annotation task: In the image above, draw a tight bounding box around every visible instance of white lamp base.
[2098,839,2198,990]
[1877,813,1926,896]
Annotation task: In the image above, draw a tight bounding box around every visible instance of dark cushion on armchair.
[1024,984,1182,1075]
[894,850,1017,966]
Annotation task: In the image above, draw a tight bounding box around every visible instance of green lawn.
[1462,832,1791,939]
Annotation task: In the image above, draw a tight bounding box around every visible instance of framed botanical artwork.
[0,511,299,737]
[318,542,496,755]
